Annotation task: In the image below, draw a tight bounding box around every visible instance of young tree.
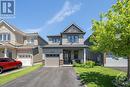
[90,0,130,80]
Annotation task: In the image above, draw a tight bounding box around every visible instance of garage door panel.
[17,54,33,66]
[17,58,32,66]
[45,57,59,67]
[44,54,60,67]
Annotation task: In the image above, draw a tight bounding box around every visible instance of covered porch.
[62,48,87,65]
[0,43,16,58]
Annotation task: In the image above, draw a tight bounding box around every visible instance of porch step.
[61,65,73,67]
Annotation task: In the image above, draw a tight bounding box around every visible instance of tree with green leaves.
[90,0,130,80]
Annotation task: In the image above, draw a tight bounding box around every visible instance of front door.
[63,50,71,64]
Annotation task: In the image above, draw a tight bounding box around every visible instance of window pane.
[0,34,2,41]
[8,34,10,40]
[46,54,59,57]
[3,34,6,40]
[52,38,60,43]
[67,35,79,43]
[75,36,79,42]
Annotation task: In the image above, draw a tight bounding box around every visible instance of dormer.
[47,35,61,45]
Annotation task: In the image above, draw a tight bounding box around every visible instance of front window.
[0,33,10,41]
[67,35,79,43]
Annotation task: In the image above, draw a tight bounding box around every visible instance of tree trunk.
[127,56,130,80]
[103,52,106,66]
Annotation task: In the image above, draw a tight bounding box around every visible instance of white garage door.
[17,54,33,66]
[45,54,59,67]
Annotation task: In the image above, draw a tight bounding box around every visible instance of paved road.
[1,67,83,87]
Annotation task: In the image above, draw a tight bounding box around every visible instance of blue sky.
[5,0,116,40]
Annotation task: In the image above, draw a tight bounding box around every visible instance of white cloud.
[47,1,81,25]
[25,1,81,33]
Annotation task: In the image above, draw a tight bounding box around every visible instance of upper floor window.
[0,33,10,41]
[27,38,34,45]
[67,35,79,43]
[51,38,60,43]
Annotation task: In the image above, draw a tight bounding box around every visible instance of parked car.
[0,58,22,74]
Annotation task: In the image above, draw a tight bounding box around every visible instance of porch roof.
[16,45,38,49]
[0,43,16,48]
[0,42,38,49]
[42,44,88,48]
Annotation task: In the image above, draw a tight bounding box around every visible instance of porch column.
[83,48,86,63]
[4,47,7,58]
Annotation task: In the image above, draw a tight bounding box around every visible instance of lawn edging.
[0,63,43,86]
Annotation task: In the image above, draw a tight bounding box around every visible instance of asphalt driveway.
[1,67,83,87]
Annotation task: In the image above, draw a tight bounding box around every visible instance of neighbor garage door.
[45,54,59,67]
[17,54,33,66]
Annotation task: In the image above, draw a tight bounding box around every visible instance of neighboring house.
[84,35,127,67]
[0,20,48,66]
[42,24,87,67]
[84,36,104,65]
[104,53,127,67]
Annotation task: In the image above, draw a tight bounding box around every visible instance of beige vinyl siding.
[15,33,24,44]
[62,34,84,45]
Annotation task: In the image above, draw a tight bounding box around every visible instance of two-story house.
[42,24,87,67]
[0,20,48,66]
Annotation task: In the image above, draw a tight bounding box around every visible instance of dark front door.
[63,50,71,64]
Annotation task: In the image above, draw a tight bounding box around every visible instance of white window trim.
[0,33,10,41]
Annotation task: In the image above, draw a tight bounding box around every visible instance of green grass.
[74,66,126,87]
[0,63,42,85]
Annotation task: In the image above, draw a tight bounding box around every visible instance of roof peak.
[61,23,86,34]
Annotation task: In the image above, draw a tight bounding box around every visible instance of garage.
[45,54,59,67]
[17,53,33,66]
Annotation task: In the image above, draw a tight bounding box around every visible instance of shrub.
[85,61,95,68]
[73,63,82,67]
[112,73,127,87]
[73,61,95,68]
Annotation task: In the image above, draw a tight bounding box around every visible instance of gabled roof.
[84,35,93,46]
[25,32,39,36]
[61,23,86,34]
[47,34,61,37]
[0,42,16,48]
[0,19,26,35]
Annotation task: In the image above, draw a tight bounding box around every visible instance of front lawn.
[74,66,126,87]
[0,63,42,86]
